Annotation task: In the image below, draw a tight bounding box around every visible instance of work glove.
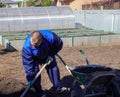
[28,80,32,87]
[46,56,53,64]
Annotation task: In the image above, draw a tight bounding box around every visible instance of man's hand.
[28,80,32,87]
[46,56,53,64]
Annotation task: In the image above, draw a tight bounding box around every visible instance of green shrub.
[0,2,6,7]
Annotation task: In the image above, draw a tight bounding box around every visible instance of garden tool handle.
[56,54,72,74]
[56,54,67,66]
[20,60,52,97]
[79,50,90,65]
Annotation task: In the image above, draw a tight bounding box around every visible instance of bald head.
[30,31,42,46]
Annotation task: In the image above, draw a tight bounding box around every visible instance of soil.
[0,44,120,97]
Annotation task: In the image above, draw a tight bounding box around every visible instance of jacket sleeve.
[49,33,63,57]
[22,48,36,81]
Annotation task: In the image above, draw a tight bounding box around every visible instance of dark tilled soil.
[0,45,120,97]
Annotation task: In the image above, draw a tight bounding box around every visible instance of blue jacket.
[22,30,63,80]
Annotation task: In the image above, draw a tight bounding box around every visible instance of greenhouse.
[0,6,120,51]
[0,6,75,32]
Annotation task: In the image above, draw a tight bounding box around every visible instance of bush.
[0,2,6,7]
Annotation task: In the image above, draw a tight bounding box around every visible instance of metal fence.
[74,10,120,33]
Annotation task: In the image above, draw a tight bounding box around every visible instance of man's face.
[30,32,42,47]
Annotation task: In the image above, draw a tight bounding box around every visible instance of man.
[22,30,65,97]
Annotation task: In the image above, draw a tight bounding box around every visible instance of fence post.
[111,13,115,32]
